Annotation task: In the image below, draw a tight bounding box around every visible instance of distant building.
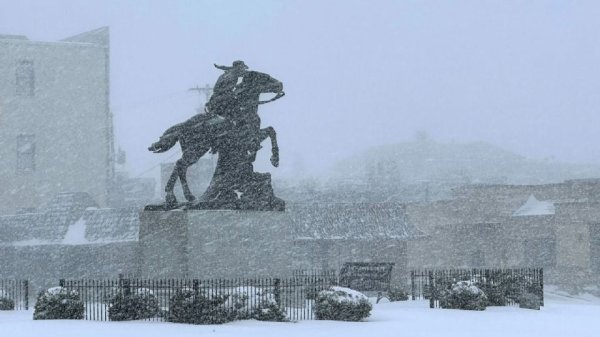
[111,171,156,208]
[0,192,139,291]
[406,179,600,289]
[0,27,114,213]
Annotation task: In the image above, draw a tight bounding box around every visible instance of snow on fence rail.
[0,279,29,310]
[60,273,339,321]
[410,268,544,308]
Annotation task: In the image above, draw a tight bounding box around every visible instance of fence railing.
[410,268,544,308]
[0,279,29,310]
[60,274,339,321]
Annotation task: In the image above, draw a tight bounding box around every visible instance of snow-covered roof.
[1,199,422,245]
[0,193,139,246]
[289,203,424,240]
[512,195,555,217]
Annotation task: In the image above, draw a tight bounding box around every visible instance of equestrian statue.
[145,61,285,211]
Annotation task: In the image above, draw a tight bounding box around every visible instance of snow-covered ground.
[1,290,599,337]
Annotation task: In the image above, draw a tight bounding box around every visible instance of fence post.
[428,271,434,309]
[540,268,544,306]
[274,278,281,306]
[193,279,199,298]
[59,279,65,287]
[24,280,29,310]
[119,274,131,296]
[410,270,415,300]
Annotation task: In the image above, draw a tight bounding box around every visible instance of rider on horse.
[206,60,249,118]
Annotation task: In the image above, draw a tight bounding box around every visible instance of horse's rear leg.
[178,145,210,202]
[164,165,180,207]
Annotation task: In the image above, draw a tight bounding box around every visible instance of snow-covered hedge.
[387,288,409,302]
[167,286,287,324]
[314,287,372,321]
[439,281,487,311]
[108,288,159,321]
[518,292,541,310]
[0,289,14,310]
[33,287,84,320]
[222,286,287,322]
[167,288,233,324]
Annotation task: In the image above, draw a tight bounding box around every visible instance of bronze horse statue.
[147,70,285,210]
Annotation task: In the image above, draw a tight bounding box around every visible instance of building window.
[16,60,35,96]
[17,134,35,173]
[524,238,556,268]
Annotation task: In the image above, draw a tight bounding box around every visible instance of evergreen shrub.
[167,288,233,324]
[222,286,287,322]
[518,292,541,310]
[108,288,159,321]
[33,287,84,320]
[387,288,409,302]
[314,287,372,321]
[439,281,487,311]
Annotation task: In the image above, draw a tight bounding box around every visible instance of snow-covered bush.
[0,289,15,310]
[108,288,159,321]
[222,286,287,322]
[314,287,372,321]
[439,281,487,311]
[481,284,506,306]
[253,302,288,322]
[168,286,287,324]
[485,273,541,305]
[387,288,409,302]
[518,292,541,310]
[167,288,233,324]
[33,287,84,320]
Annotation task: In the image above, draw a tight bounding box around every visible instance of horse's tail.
[148,125,181,153]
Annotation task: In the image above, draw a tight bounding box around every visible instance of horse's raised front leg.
[261,126,279,167]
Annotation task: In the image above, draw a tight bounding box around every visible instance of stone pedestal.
[139,203,416,281]
[139,209,292,279]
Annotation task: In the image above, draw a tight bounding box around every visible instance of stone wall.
[0,242,139,294]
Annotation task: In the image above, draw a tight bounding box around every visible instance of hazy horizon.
[2,0,599,182]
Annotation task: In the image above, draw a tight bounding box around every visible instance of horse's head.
[238,71,284,104]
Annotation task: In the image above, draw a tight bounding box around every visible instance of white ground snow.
[1,291,599,337]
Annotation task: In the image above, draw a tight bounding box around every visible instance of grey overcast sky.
[1,0,599,179]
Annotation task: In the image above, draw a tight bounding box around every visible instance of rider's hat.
[214,60,248,71]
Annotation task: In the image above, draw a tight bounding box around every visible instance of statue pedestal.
[139,204,414,281]
[139,209,292,279]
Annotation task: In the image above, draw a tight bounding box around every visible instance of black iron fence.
[410,268,544,308]
[0,279,29,310]
[60,274,339,321]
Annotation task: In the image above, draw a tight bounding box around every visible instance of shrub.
[482,284,506,306]
[519,292,541,310]
[315,287,372,321]
[222,286,287,322]
[0,289,15,310]
[387,288,409,302]
[495,274,542,304]
[253,302,288,322]
[33,287,84,320]
[108,288,159,321]
[439,281,487,311]
[0,297,14,310]
[167,288,233,324]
